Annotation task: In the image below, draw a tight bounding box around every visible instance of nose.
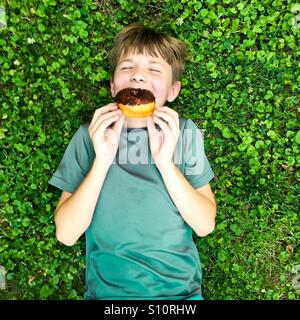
[130,70,146,83]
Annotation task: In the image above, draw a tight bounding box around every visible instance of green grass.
[0,0,299,300]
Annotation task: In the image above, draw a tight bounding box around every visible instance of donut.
[115,88,155,118]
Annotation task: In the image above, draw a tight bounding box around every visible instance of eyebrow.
[148,60,164,66]
[118,59,164,66]
[118,59,134,64]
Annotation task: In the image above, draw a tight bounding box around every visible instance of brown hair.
[109,24,188,83]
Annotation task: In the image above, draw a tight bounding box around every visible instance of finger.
[153,110,179,137]
[108,115,125,150]
[90,103,118,128]
[158,106,179,129]
[160,106,179,129]
[147,117,163,150]
[90,113,121,137]
[153,115,173,140]
[112,113,125,137]
[146,116,157,137]
[147,116,162,139]
[90,113,120,137]
[90,111,119,137]
[90,109,121,135]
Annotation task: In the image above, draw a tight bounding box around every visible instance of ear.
[110,78,116,97]
[167,81,181,102]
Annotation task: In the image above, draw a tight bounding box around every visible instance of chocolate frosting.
[115,88,155,106]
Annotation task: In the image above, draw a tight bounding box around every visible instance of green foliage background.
[0,0,299,300]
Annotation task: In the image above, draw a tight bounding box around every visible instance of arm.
[54,103,124,246]
[146,107,216,237]
[158,162,216,237]
[54,160,110,246]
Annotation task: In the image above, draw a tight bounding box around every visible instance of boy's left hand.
[146,106,180,171]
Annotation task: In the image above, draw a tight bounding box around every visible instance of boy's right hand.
[88,103,124,167]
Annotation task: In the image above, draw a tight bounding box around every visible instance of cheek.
[154,95,167,109]
[155,85,169,105]
[111,75,126,95]
[114,70,127,82]
[113,76,123,87]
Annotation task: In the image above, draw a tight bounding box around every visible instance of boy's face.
[110,50,181,110]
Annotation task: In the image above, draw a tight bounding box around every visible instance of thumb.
[113,114,125,137]
[146,116,157,137]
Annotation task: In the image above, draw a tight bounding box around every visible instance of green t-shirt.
[48,118,214,300]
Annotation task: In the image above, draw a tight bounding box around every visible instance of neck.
[123,117,147,128]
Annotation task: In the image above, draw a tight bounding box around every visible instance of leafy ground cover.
[0,0,299,299]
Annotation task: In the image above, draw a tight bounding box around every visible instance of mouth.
[114,88,156,118]
[115,88,155,105]
[118,87,154,97]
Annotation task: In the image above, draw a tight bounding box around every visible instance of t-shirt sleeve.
[182,119,215,189]
[48,123,94,193]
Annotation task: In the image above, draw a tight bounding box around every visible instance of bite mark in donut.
[115,88,155,118]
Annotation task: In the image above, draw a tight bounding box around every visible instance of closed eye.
[150,69,161,73]
[121,66,133,70]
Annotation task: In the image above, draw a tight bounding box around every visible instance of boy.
[48,24,216,300]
